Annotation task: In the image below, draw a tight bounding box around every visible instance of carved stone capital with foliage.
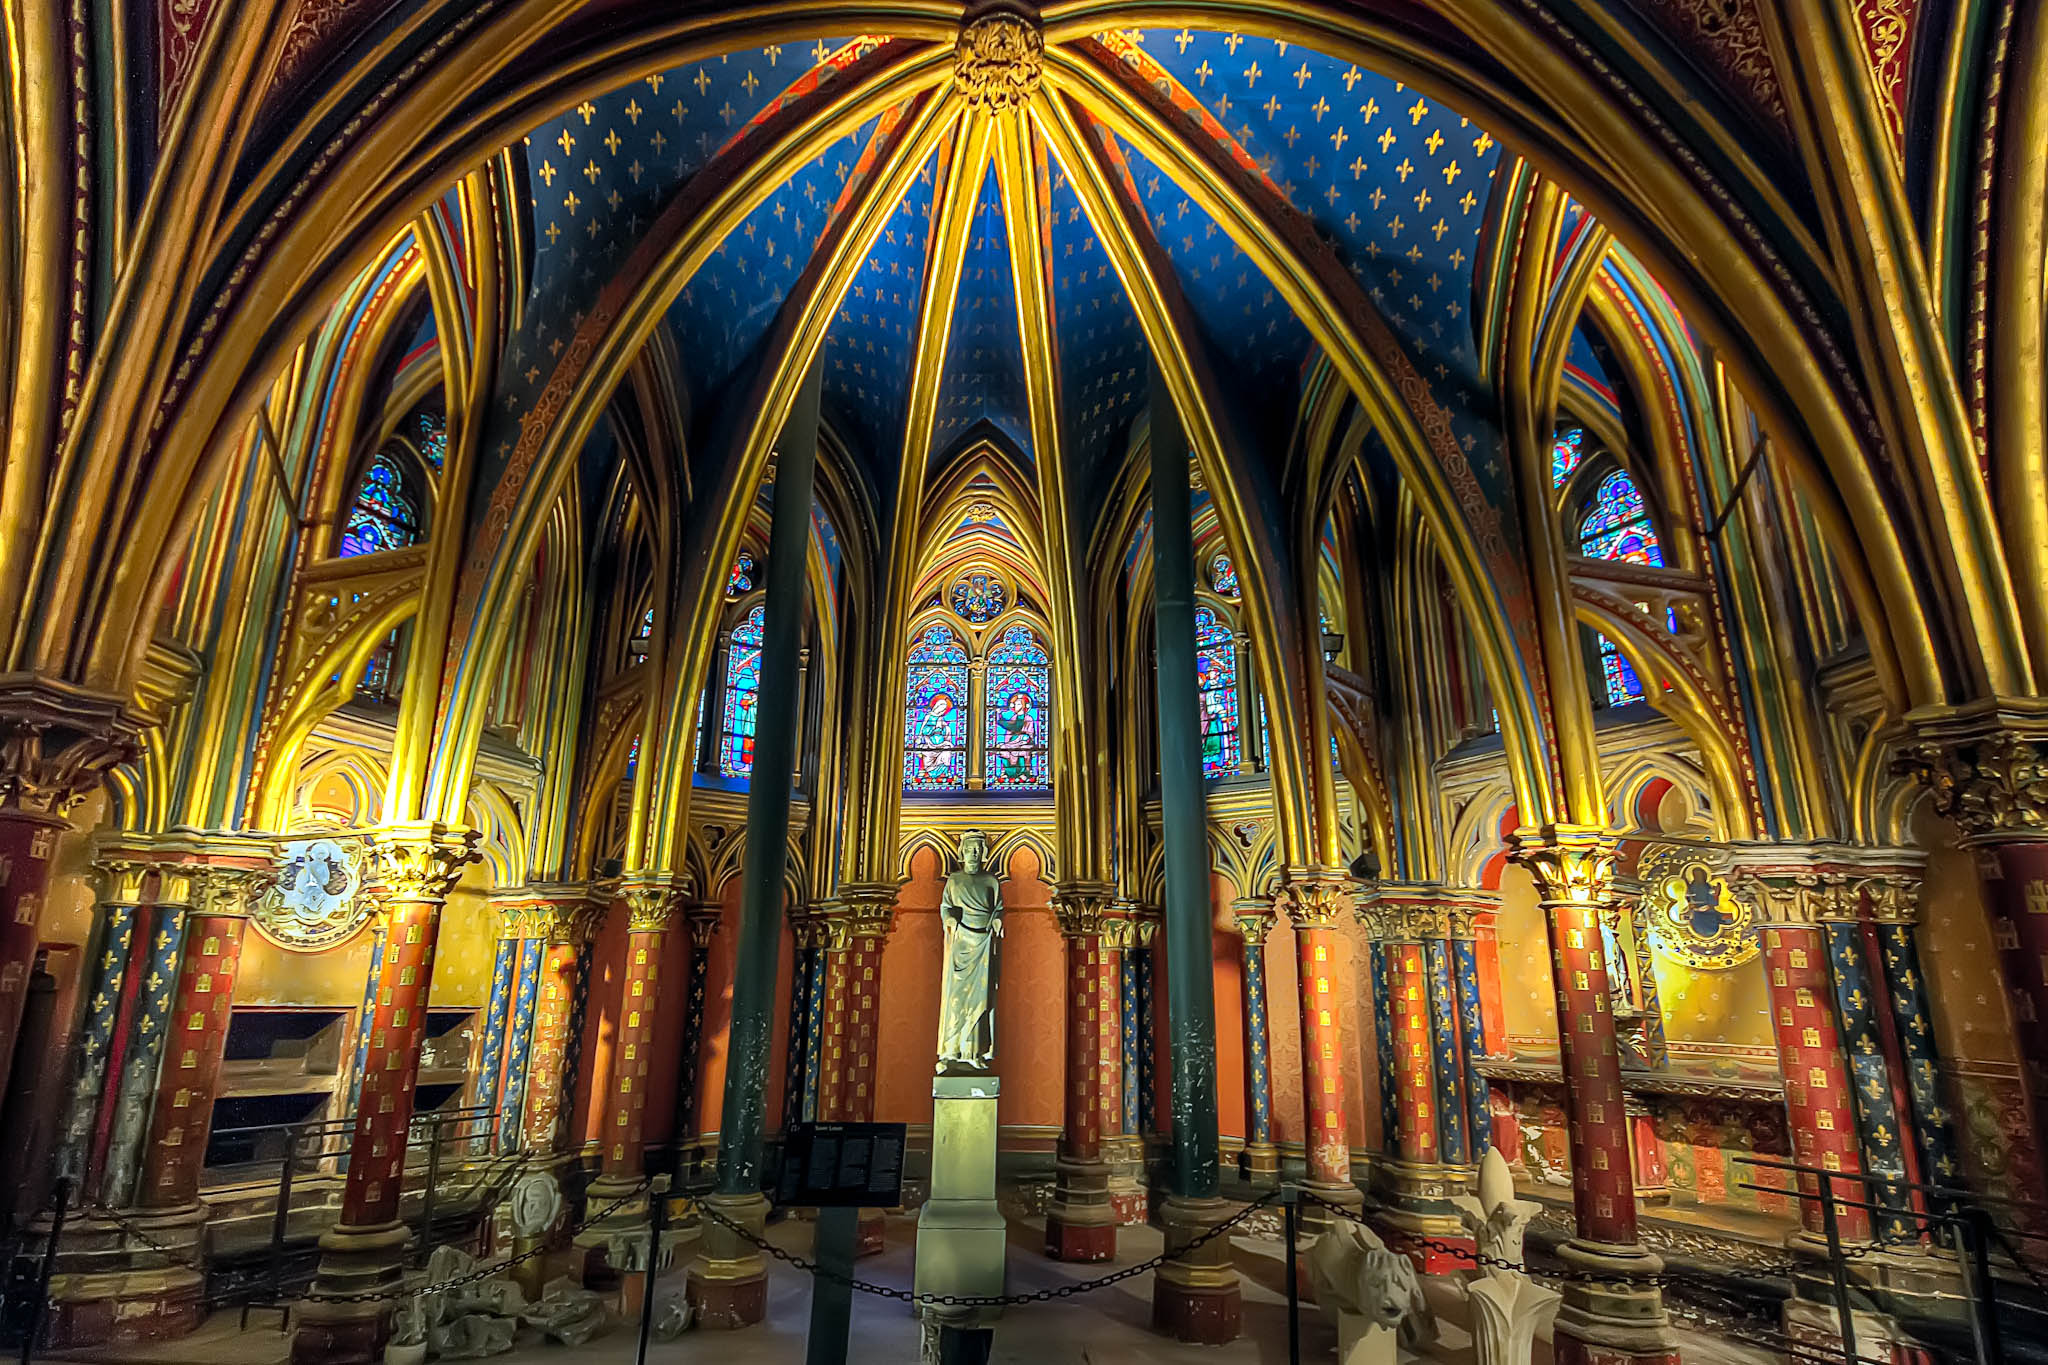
[1231,899,1274,947]
[834,882,901,942]
[1277,867,1353,930]
[1898,728,2048,843]
[1861,869,1923,925]
[364,823,479,902]
[1506,826,1618,908]
[622,878,683,932]
[0,682,147,818]
[685,906,722,949]
[1051,880,1115,939]
[955,13,1042,110]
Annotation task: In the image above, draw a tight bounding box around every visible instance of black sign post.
[782,1123,906,1365]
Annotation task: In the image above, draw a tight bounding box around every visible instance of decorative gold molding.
[0,683,147,818]
[1275,868,1352,930]
[1050,879,1115,939]
[1506,826,1618,907]
[362,823,479,902]
[1899,729,2048,842]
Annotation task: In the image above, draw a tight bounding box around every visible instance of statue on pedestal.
[936,831,1003,1074]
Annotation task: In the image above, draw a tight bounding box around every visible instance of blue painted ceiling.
[497,28,1522,525]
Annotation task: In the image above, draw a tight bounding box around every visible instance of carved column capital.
[834,882,901,941]
[362,823,478,903]
[1051,879,1115,939]
[91,848,156,902]
[1724,843,1864,926]
[520,882,602,944]
[621,877,683,932]
[1861,867,1924,925]
[1231,900,1275,946]
[1897,722,2048,843]
[0,682,147,818]
[1506,826,1618,907]
[1276,866,1353,929]
[685,905,722,949]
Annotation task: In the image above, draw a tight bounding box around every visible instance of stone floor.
[45,1212,1783,1365]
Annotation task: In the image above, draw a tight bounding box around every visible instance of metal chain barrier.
[77,1203,199,1268]
[297,1179,653,1305]
[692,1188,1283,1309]
[1296,1191,1802,1287]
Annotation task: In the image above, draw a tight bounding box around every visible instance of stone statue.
[1455,1147,1560,1365]
[935,831,1003,1074]
[1306,1220,1432,1365]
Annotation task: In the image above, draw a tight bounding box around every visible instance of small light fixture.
[1321,630,1344,661]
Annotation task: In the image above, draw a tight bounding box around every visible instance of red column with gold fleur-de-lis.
[292,825,477,1365]
[1278,870,1362,1224]
[1510,828,1676,1365]
[522,891,600,1154]
[136,856,274,1211]
[1047,881,1117,1262]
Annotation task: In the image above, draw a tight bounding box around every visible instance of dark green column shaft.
[1148,376,1221,1200]
[715,360,823,1195]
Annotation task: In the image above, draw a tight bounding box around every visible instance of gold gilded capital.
[1898,728,2048,843]
[622,879,682,933]
[1051,879,1114,939]
[363,823,479,902]
[1276,867,1352,929]
[835,882,901,941]
[1506,826,1617,908]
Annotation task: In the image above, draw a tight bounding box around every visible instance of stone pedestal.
[1151,1194,1242,1343]
[290,1221,411,1365]
[44,1205,208,1347]
[686,1191,770,1329]
[1044,1155,1116,1261]
[915,1075,1006,1323]
[1373,1157,1474,1274]
[1551,1239,1679,1365]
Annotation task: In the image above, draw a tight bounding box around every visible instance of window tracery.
[1578,468,1662,705]
[949,571,1008,624]
[1551,427,1585,487]
[1210,553,1240,598]
[726,550,757,599]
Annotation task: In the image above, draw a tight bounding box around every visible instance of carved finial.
[955,14,1043,110]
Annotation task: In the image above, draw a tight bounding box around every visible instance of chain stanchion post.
[806,1206,857,1365]
[1815,1169,1858,1365]
[416,1113,446,1267]
[251,1126,300,1330]
[1283,1187,1300,1365]
[23,1177,70,1365]
[1958,1208,2004,1365]
[634,1177,668,1365]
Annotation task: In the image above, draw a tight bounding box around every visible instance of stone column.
[1863,865,1964,1193]
[469,894,527,1130]
[1356,887,1466,1265]
[1277,869,1363,1223]
[669,905,720,1173]
[1900,727,2048,1209]
[56,854,152,1189]
[1232,906,1279,1180]
[521,889,600,1155]
[692,361,821,1330]
[1130,907,1158,1138]
[0,696,138,1107]
[96,873,192,1211]
[1446,891,1498,1157]
[293,824,478,1365]
[1734,855,1877,1244]
[1047,880,1118,1261]
[1509,827,1677,1365]
[1608,875,1670,1068]
[814,886,894,1256]
[1146,378,1237,1345]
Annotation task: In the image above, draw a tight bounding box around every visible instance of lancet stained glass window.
[338,455,422,557]
[983,624,1051,790]
[1578,470,1660,705]
[719,605,766,776]
[1551,428,1586,487]
[726,551,756,599]
[1579,469,1663,566]
[1195,606,1241,778]
[904,625,970,790]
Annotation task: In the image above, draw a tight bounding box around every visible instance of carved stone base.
[1551,1239,1678,1365]
[291,1220,411,1365]
[42,1204,209,1347]
[1150,1195,1241,1344]
[1298,1178,1365,1236]
[1239,1141,1281,1181]
[686,1192,769,1330]
[1045,1156,1117,1262]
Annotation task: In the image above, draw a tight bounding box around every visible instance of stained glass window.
[903,624,970,790]
[726,551,756,599]
[983,624,1051,790]
[358,629,403,702]
[415,413,448,470]
[626,734,640,776]
[1578,470,1663,566]
[1600,642,1644,707]
[1551,428,1586,487]
[949,571,1007,624]
[719,606,765,777]
[338,455,422,557]
[629,605,654,662]
[1211,554,1240,598]
[1195,606,1241,778]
